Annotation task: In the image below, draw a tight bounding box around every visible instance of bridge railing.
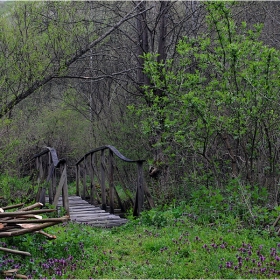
[34,147,69,215]
[75,145,154,216]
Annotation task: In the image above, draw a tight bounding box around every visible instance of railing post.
[100,149,106,210]
[48,152,53,205]
[109,150,114,214]
[90,153,96,205]
[76,165,80,196]
[82,157,86,200]
[35,157,42,202]
[62,164,69,215]
[75,145,154,215]
[39,156,44,182]
[137,161,144,216]
[52,167,56,200]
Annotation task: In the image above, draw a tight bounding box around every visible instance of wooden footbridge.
[54,195,127,228]
[34,146,154,228]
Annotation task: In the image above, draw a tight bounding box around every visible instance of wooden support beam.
[137,161,144,215]
[0,209,55,218]
[53,166,67,208]
[2,204,24,210]
[48,154,53,205]
[0,216,69,224]
[76,165,80,196]
[20,202,43,211]
[62,165,69,215]
[82,157,87,200]
[90,153,96,205]
[0,247,31,257]
[100,149,106,210]
[109,150,114,214]
[0,222,61,237]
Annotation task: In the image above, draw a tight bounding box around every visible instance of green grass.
[1,205,279,279]
[1,176,279,278]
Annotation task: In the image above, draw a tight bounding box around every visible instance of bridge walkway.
[51,196,127,228]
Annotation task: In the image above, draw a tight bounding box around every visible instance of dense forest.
[1,1,280,209]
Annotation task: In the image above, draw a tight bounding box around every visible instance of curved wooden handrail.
[75,145,145,165]
[34,147,66,168]
[34,147,69,214]
[75,145,154,216]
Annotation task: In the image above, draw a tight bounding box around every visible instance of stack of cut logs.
[0,197,69,279]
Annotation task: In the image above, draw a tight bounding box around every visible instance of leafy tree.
[0,1,144,119]
[0,1,146,175]
[136,2,280,204]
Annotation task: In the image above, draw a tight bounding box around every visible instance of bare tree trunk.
[136,1,150,88]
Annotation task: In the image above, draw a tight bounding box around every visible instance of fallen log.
[37,230,56,239]
[1,269,28,279]
[20,202,43,211]
[0,209,55,218]
[0,200,69,253]
[0,216,69,224]
[0,200,69,278]
[0,221,64,237]
[9,214,42,219]
[2,203,25,210]
[0,247,31,256]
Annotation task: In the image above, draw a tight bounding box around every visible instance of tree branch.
[0,1,147,119]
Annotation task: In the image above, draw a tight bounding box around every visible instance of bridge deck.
[51,196,127,228]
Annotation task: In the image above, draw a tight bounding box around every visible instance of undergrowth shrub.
[187,179,278,229]
[0,174,35,205]
[134,178,278,231]
[133,201,188,228]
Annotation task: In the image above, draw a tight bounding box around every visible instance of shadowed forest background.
[1,1,280,210]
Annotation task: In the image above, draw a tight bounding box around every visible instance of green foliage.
[132,1,280,197]
[135,202,187,228]
[1,203,279,279]
[0,174,35,204]
[0,1,97,116]
[186,179,278,229]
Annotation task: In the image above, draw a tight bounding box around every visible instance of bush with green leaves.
[0,174,35,204]
[132,1,280,203]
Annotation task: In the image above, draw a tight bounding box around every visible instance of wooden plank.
[70,213,111,217]
[39,157,44,182]
[70,209,106,213]
[76,165,80,196]
[39,188,46,206]
[61,198,88,201]
[109,150,114,214]
[87,221,127,225]
[100,149,106,210]
[0,209,55,218]
[47,195,127,227]
[48,154,53,205]
[82,158,87,199]
[70,214,113,218]
[61,164,69,215]
[70,209,106,216]
[90,153,95,205]
[52,167,56,201]
[71,216,121,220]
[86,221,126,225]
[137,161,144,215]
[91,154,102,203]
[69,206,104,209]
[71,217,124,222]
[69,212,106,215]
[69,205,102,209]
[52,167,67,207]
